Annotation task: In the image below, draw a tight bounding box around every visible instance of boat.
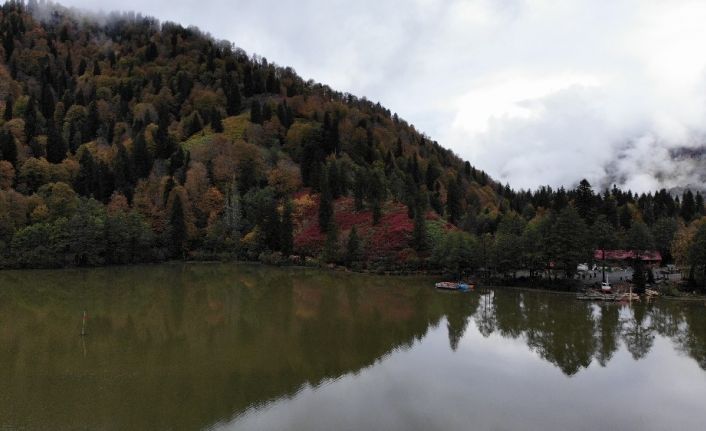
[435,282,474,291]
[601,281,612,292]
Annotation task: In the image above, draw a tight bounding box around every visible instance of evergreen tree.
[281,199,294,256]
[262,103,273,122]
[322,220,339,263]
[696,192,705,217]
[24,96,38,141]
[0,130,17,166]
[446,176,462,225]
[548,206,590,278]
[626,221,654,293]
[345,226,362,265]
[113,142,135,197]
[3,32,13,61]
[619,205,632,230]
[133,130,152,178]
[155,112,174,158]
[211,107,224,133]
[46,121,67,163]
[3,95,13,121]
[318,168,333,232]
[225,76,241,115]
[185,112,203,137]
[84,101,99,141]
[368,169,385,225]
[575,179,595,225]
[412,203,428,251]
[75,149,98,197]
[327,160,342,199]
[681,190,696,222]
[250,100,262,124]
[169,194,188,258]
[353,167,366,211]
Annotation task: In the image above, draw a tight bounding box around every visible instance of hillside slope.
[1,1,705,279]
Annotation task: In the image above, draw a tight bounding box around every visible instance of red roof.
[594,250,662,262]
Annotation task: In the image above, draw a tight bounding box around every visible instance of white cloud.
[56,0,706,192]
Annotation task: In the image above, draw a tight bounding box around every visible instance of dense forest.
[0,1,705,288]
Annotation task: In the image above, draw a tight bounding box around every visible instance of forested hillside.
[0,1,705,287]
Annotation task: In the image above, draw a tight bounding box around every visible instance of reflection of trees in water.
[673,305,706,370]
[621,305,655,361]
[1,265,705,431]
[0,265,449,431]
[474,292,497,338]
[594,304,621,367]
[444,294,479,351]
[523,294,597,376]
[493,292,525,339]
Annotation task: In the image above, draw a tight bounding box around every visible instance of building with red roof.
[594,250,662,265]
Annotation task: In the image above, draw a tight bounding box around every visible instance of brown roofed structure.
[594,250,662,262]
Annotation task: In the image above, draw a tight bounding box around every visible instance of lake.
[1,263,705,431]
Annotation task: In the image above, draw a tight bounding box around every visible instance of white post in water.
[81,310,87,336]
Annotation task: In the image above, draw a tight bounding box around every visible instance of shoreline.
[3,259,705,302]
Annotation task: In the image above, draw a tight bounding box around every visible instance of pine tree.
[681,190,696,222]
[318,167,333,232]
[262,196,282,251]
[169,194,188,259]
[84,101,99,141]
[133,130,152,178]
[368,169,385,225]
[345,226,362,265]
[412,201,428,251]
[353,168,366,211]
[281,199,294,256]
[328,160,342,199]
[24,96,38,141]
[211,107,224,133]
[3,95,13,121]
[0,130,17,166]
[619,205,632,230]
[75,149,98,197]
[322,220,339,263]
[46,121,67,163]
[250,100,262,124]
[113,142,135,197]
[696,192,705,216]
[225,76,241,115]
[3,32,14,61]
[78,58,87,76]
[446,176,462,225]
[575,179,595,225]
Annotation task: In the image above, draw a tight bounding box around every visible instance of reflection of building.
[594,250,662,266]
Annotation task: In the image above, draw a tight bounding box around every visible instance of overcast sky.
[56,0,706,192]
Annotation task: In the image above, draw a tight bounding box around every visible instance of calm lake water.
[1,263,705,431]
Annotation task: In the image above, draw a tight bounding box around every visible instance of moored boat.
[435,282,474,291]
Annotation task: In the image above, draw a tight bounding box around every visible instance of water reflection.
[0,264,704,431]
